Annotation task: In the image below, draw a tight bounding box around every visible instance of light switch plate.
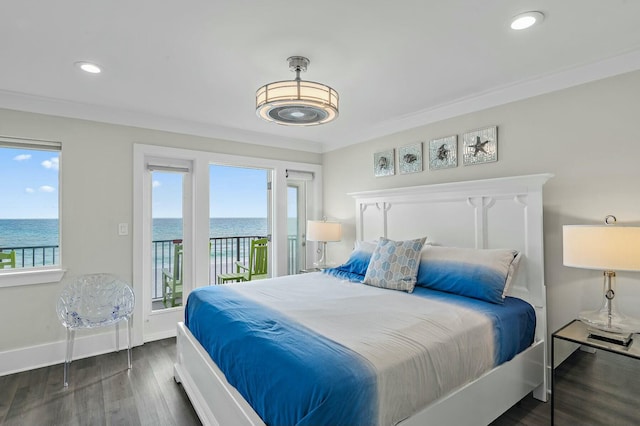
[118,223,129,236]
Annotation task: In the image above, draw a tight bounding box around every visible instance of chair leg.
[115,322,120,352]
[63,328,75,388]
[162,278,169,307]
[126,317,132,369]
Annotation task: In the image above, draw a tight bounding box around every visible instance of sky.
[2,148,290,220]
[0,147,59,219]
[152,164,270,218]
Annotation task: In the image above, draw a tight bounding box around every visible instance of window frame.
[0,136,65,287]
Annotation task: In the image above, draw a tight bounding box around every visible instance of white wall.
[0,108,321,355]
[322,70,640,337]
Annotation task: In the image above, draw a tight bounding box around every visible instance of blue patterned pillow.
[323,240,377,281]
[416,246,521,304]
[363,237,426,293]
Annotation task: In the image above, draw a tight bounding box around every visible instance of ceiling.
[1,1,640,153]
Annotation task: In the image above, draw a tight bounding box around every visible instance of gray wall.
[0,108,321,351]
[322,70,640,336]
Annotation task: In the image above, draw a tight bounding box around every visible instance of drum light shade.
[256,56,339,126]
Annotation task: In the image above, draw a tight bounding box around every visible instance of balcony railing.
[0,246,59,268]
[153,235,299,300]
[2,235,301,301]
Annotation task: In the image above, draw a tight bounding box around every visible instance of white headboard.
[350,174,553,340]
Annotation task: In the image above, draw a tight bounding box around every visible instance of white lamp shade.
[563,225,640,271]
[306,220,342,242]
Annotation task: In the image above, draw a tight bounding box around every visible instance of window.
[151,168,185,310]
[0,137,61,278]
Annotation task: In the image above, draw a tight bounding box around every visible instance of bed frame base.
[176,322,545,426]
[400,340,545,425]
[175,322,264,426]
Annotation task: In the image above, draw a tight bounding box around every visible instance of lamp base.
[578,269,640,339]
[585,326,633,346]
[313,241,328,269]
[578,308,640,335]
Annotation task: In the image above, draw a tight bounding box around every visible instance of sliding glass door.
[133,144,322,344]
[151,169,185,311]
[209,165,272,284]
[287,182,306,274]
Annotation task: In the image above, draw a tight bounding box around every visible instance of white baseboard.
[0,330,139,377]
[144,327,177,343]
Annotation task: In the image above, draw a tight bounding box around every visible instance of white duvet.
[231,272,495,425]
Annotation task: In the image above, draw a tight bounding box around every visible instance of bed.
[174,173,552,426]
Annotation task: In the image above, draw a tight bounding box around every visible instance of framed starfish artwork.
[462,126,497,166]
[428,135,457,170]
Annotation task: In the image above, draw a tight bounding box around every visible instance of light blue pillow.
[363,237,426,293]
[323,240,377,281]
[416,246,521,304]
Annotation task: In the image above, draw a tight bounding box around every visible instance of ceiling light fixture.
[256,56,339,126]
[510,11,544,30]
[75,61,102,74]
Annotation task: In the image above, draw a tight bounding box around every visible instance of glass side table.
[552,319,640,425]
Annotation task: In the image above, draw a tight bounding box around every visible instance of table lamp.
[563,215,640,345]
[306,219,342,268]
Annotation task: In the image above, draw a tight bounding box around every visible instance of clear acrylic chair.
[56,273,135,387]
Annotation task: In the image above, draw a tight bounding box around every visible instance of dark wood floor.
[493,347,640,426]
[549,348,640,426]
[490,394,550,425]
[0,339,201,426]
[16,337,636,426]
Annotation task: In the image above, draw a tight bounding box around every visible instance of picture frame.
[428,135,457,170]
[398,142,423,174]
[373,149,395,177]
[462,126,498,166]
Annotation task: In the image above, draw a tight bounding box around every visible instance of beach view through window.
[151,164,287,308]
[0,144,60,269]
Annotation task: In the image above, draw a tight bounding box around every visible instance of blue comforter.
[185,274,534,426]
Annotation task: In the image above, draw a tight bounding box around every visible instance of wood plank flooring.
[1,337,583,426]
[0,339,200,426]
[550,348,640,426]
[490,394,550,425]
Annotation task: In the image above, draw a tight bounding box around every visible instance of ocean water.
[2,218,300,282]
[0,219,59,248]
[152,218,269,241]
[0,217,297,248]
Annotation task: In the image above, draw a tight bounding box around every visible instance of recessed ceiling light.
[75,61,102,74]
[510,11,544,30]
